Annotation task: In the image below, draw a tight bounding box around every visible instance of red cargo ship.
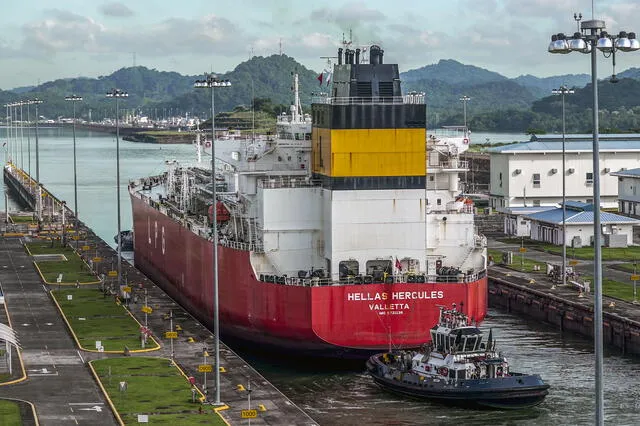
[130,44,487,358]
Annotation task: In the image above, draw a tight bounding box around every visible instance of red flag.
[317,72,323,85]
[395,257,402,271]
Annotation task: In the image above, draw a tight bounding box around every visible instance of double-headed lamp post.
[193,74,231,405]
[106,89,128,288]
[65,95,83,247]
[549,13,640,425]
[551,86,574,288]
[32,98,43,221]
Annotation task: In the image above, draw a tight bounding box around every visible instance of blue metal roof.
[532,134,640,142]
[503,206,555,215]
[524,208,640,225]
[563,201,592,211]
[610,168,640,177]
[489,140,640,153]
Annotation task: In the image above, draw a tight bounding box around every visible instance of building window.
[586,198,593,204]
[533,200,541,207]
[533,173,541,188]
[437,199,442,206]
[586,172,593,184]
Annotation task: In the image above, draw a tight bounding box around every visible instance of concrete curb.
[0,297,28,387]
[49,290,161,354]
[25,241,102,286]
[87,361,125,426]
[88,357,227,425]
[0,397,40,426]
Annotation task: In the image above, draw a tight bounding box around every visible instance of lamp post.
[106,89,128,288]
[65,95,83,248]
[194,74,231,405]
[3,103,10,164]
[26,101,32,179]
[549,12,639,425]
[19,101,24,170]
[32,98,43,221]
[551,86,574,287]
[460,95,471,131]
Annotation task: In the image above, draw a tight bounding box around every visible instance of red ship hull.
[131,195,488,358]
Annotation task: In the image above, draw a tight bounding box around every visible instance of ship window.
[339,260,359,279]
[429,175,434,181]
[366,259,392,282]
[437,199,442,206]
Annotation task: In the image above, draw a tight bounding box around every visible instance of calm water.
[1,127,639,425]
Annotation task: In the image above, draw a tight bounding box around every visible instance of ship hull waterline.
[131,194,488,359]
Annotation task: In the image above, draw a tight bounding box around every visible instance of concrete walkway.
[0,236,117,426]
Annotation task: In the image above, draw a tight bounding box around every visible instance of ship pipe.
[338,48,343,65]
[355,48,360,64]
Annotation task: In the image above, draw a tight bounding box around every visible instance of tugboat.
[366,306,550,409]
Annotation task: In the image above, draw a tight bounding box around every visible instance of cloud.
[22,9,105,54]
[100,2,134,18]
[20,11,249,58]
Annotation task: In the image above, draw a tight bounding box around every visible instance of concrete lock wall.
[489,276,640,356]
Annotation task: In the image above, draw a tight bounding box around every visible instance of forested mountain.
[1,55,318,121]
[512,73,591,98]
[3,54,640,133]
[400,60,507,85]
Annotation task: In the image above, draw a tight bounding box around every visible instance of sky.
[1,0,640,89]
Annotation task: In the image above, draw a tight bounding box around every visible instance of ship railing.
[315,96,409,106]
[257,270,487,287]
[219,238,264,253]
[257,176,320,189]
[444,201,474,214]
[438,160,469,169]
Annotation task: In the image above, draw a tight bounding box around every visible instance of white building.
[611,168,640,218]
[502,206,555,237]
[489,135,640,211]
[522,202,640,247]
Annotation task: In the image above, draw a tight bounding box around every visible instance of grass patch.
[497,238,640,262]
[0,373,11,383]
[9,215,35,224]
[51,288,159,352]
[0,399,22,425]
[92,357,226,425]
[488,248,546,273]
[613,263,640,273]
[25,241,97,283]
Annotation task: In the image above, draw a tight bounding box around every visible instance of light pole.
[194,74,231,405]
[106,89,128,288]
[552,86,574,287]
[65,95,83,248]
[460,95,471,131]
[3,103,10,164]
[549,12,639,425]
[32,98,43,221]
[19,101,24,170]
[26,101,32,178]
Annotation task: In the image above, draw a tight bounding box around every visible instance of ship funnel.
[355,48,360,64]
[338,47,343,65]
[370,45,381,65]
[379,48,384,64]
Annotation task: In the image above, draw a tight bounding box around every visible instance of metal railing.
[257,176,320,189]
[256,269,487,287]
[314,96,414,106]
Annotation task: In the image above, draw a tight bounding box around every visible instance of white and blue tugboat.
[366,306,550,409]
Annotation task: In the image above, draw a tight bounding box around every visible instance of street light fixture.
[193,73,231,406]
[551,86,574,289]
[106,89,128,289]
[549,12,639,425]
[65,95,83,248]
